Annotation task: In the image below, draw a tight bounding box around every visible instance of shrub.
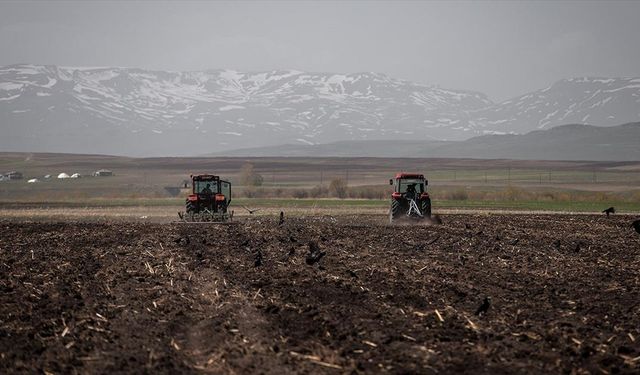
[347,185,386,199]
[310,185,329,198]
[449,189,469,201]
[292,189,309,199]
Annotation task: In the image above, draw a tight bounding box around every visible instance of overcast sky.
[1,0,639,101]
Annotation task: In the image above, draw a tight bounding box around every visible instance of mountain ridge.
[1,64,639,156]
[214,122,640,161]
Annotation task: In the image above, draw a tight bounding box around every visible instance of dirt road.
[1,214,639,373]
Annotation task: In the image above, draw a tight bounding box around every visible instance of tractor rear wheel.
[421,198,432,218]
[390,200,402,223]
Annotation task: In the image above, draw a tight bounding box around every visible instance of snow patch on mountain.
[1,64,639,156]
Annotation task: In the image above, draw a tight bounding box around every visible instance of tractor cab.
[391,174,427,197]
[389,173,431,222]
[192,175,230,199]
[181,174,232,222]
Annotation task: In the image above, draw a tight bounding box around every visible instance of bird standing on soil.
[458,255,466,266]
[475,297,491,316]
[602,207,616,217]
[279,211,285,226]
[254,250,263,267]
[174,236,190,246]
[632,219,640,235]
[306,241,326,265]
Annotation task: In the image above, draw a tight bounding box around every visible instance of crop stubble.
[1,214,639,373]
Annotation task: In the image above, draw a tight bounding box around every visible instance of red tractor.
[389,173,431,223]
[178,174,232,222]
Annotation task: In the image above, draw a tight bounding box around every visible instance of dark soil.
[1,214,639,374]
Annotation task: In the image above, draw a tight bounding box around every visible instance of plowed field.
[1,214,639,373]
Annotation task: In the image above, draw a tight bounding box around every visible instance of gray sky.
[1,0,639,102]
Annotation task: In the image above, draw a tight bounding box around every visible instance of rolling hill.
[217,123,640,161]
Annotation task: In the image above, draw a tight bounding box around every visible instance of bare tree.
[329,178,347,199]
[240,163,263,186]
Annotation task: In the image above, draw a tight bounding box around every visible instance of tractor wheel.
[421,198,432,218]
[390,200,402,223]
[186,200,196,213]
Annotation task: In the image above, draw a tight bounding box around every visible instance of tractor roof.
[395,173,424,180]
[192,174,220,181]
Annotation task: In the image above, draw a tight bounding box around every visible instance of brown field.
[1,153,640,373]
[1,213,640,373]
[2,152,640,203]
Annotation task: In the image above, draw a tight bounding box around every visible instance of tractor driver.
[201,183,213,195]
[405,183,417,200]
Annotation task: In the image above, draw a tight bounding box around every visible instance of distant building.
[4,171,23,180]
[93,169,113,177]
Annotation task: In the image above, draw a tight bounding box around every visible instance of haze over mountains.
[1,64,640,159]
[219,123,640,161]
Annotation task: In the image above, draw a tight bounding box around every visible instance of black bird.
[475,297,491,316]
[602,207,616,217]
[306,241,326,265]
[241,205,261,215]
[632,219,640,235]
[458,254,466,266]
[174,236,190,246]
[279,211,285,226]
[254,250,263,267]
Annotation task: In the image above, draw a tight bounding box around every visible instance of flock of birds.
[249,205,639,319]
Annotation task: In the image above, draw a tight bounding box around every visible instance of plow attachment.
[406,198,424,219]
[178,209,233,223]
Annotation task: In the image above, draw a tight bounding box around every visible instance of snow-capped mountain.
[471,77,640,134]
[1,64,639,156]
